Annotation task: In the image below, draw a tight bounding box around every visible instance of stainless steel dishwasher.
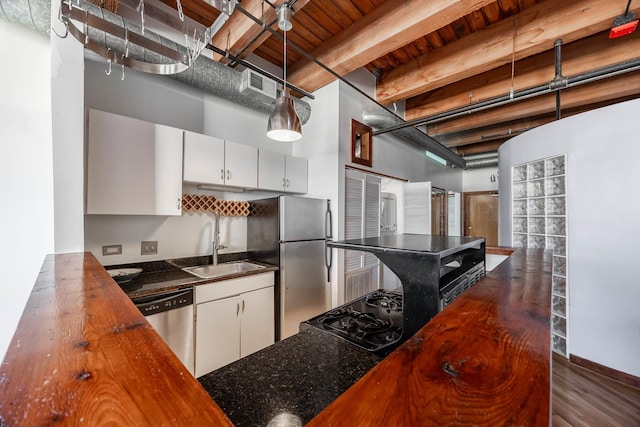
[132,288,195,375]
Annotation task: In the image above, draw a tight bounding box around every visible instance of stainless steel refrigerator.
[248,196,332,341]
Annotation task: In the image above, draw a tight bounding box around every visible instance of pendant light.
[267,4,302,142]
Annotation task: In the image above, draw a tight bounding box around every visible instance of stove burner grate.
[318,306,402,348]
[364,290,403,312]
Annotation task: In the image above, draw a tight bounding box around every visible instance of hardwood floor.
[552,353,640,426]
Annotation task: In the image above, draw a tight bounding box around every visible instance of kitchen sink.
[182,262,266,279]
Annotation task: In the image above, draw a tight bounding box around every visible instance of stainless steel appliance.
[248,196,332,340]
[132,288,195,375]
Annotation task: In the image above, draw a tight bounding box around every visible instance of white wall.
[463,167,499,192]
[0,22,54,359]
[51,0,85,253]
[498,99,640,377]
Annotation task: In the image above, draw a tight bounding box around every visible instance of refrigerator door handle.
[325,200,333,282]
[325,200,333,239]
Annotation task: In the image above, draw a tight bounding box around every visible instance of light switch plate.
[141,241,158,255]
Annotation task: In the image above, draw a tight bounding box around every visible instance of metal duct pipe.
[552,38,565,120]
[362,111,466,169]
[0,0,311,124]
[464,155,499,169]
[376,52,640,134]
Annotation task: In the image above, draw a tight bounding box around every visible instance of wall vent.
[240,69,277,103]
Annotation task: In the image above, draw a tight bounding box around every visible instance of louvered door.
[344,169,380,303]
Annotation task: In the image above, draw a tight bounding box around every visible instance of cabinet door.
[258,149,286,191]
[86,109,183,215]
[183,131,225,185]
[225,140,258,189]
[285,155,308,193]
[240,286,275,358]
[155,124,185,215]
[195,296,241,378]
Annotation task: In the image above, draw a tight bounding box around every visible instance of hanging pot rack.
[58,0,236,75]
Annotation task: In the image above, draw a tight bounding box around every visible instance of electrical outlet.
[102,244,122,256]
[141,241,158,255]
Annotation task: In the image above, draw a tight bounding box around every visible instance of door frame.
[463,190,499,242]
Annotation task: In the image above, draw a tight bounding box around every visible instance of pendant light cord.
[283,26,287,93]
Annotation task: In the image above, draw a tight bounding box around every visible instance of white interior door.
[404,181,432,235]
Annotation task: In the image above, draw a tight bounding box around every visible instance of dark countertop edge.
[108,254,278,299]
[327,235,485,258]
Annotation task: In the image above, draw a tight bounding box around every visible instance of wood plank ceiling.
[164,0,640,156]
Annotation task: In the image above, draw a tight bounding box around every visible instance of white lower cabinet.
[194,272,274,378]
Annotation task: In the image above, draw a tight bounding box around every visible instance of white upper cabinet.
[258,150,308,193]
[224,140,258,189]
[183,131,225,185]
[257,150,286,191]
[183,131,257,189]
[86,109,183,216]
[285,155,308,193]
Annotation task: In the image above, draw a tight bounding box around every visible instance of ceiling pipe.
[551,38,566,120]
[463,153,499,169]
[0,0,312,124]
[376,52,640,134]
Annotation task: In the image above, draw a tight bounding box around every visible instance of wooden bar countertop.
[308,248,552,426]
[0,253,232,426]
[0,249,551,426]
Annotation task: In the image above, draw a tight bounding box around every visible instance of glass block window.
[512,155,568,357]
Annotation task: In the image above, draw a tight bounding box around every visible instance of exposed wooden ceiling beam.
[377,0,639,105]
[433,118,550,147]
[426,73,640,135]
[406,30,640,120]
[454,140,505,156]
[286,0,496,93]
[210,0,312,63]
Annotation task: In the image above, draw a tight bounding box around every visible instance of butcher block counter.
[0,248,551,426]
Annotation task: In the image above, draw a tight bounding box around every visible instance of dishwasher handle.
[132,288,193,317]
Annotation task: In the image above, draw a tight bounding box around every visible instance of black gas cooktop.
[302,289,404,354]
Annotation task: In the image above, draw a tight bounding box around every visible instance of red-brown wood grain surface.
[308,248,552,426]
[0,253,232,426]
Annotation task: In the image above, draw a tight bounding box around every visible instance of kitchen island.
[0,248,551,426]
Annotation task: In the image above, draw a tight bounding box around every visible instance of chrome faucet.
[212,211,227,266]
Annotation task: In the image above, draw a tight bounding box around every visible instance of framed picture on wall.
[351,119,372,167]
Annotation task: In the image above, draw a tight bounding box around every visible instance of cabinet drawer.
[195,272,274,304]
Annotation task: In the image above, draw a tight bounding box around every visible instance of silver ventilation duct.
[463,152,499,169]
[0,0,311,124]
[363,110,466,169]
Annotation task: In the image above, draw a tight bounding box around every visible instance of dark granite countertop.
[327,234,485,258]
[105,253,278,298]
[198,327,383,427]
